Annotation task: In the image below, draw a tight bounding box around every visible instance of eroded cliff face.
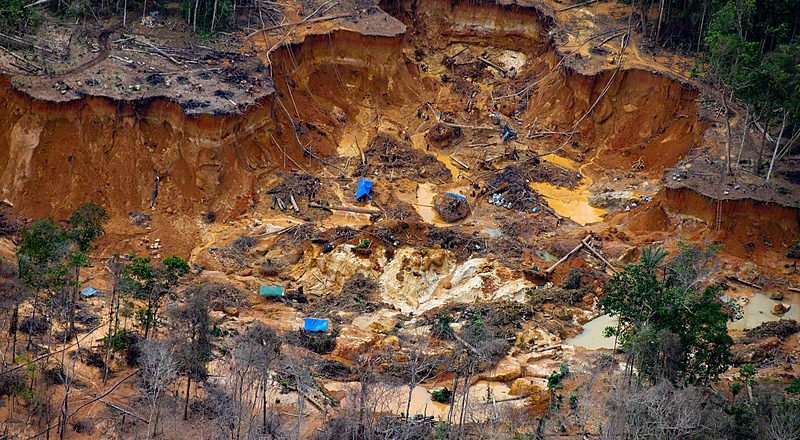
[662,187,800,259]
[0,0,786,257]
[0,75,308,219]
[530,67,702,174]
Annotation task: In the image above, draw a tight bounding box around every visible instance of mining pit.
[0,0,799,438]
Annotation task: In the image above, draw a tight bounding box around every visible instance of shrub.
[284,329,338,355]
[431,388,453,403]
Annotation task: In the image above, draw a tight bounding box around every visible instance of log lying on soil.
[725,275,762,290]
[582,236,618,273]
[309,203,381,215]
[545,240,585,275]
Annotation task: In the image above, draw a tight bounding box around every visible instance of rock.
[480,356,522,382]
[223,306,240,317]
[623,103,638,113]
[787,242,800,259]
[731,337,780,363]
[588,190,634,211]
[331,106,347,123]
[769,291,784,301]
[523,359,562,378]
[381,335,400,349]
[330,326,380,361]
[771,303,791,315]
[509,377,547,396]
[351,309,400,333]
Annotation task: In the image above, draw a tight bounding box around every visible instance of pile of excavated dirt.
[434,193,471,223]
[358,134,452,182]
[497,213,559,243]
[426,122,462,147]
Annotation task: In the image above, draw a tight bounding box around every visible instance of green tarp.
[259,285,285,297]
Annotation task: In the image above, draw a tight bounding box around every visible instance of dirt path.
[53,27,116,78]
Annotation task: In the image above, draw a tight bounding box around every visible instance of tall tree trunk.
[184,376,191,420]
[68,266,78,339]
[736,108,749,169]
[765,110,787,184]
[697,0,707,51]
[656,0,665,43]
[103,279,117,385]
[722,92,732,175]
[756,119,770,174]
[142,0,147,21]
[262,380,268,433]
[10,304,18,360]
[211,0,219,31]
[193,0,200,32]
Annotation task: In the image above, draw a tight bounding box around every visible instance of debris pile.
[128,211,152,227]
[380,200,422,223]
[427,228,485,260]
[304,273,385,323]
[489,165,548,213]
[426,122,461,146]
[221,235,257,268]
[434,193,470,222]
[361,134,452,181]
[268,173,322,213]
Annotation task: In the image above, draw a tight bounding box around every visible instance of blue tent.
[356,178,374,200]
[304,318,329,332]
[259,285,285,297]
[80,286,99,298]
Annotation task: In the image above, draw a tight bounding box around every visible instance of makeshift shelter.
[259,285,285,297]
[80,286,100,298]
[356,178,374,200]
[304,318,329,332]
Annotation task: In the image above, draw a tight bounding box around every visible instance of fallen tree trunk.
[309,203,380,215]
[725,275,762,290]
[582,236,618,273]
[545,240,585,275]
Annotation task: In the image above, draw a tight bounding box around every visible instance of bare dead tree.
[230,322,282,438]
[139,339,178,440]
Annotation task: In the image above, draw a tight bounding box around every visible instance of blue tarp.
[80,286,99,298]
[260,285,285,297]
[356,178,374,200]
[501,124,518,142]
[445,192,466,201]
[304,318,329,332]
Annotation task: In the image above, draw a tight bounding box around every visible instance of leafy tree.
[0,0,39,32]
[600,244,734,385]
[67,203,108,253]
[126,255,189,338]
